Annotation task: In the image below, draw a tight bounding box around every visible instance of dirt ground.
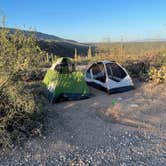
[0,81,166,165]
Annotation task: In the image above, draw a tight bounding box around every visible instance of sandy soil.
[0,81,166,165]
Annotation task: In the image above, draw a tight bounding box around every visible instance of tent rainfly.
[43,57,90,102]
[85,60,134,93]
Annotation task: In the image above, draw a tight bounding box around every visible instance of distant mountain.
[0,27,91,57]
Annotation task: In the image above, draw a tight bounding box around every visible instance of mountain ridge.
[0,27,90,57]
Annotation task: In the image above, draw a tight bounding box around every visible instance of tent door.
[105,62,127,82]
[91,62,107,88]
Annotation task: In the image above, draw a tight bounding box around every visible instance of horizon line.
[1,26,166,43]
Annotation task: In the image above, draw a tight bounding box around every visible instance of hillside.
[2,27,166,58]
[37,40,89,57]
[0,27,90,57]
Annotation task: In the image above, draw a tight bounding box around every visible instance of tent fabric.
[85,60,134,94]
[50,57,73,71]
[43,57,90,102]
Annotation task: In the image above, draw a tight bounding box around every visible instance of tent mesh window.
[86,68,91,79]
[106,63,112,76]
[110,63,127,79]
[92,63,106,83]
[55,59,75,74]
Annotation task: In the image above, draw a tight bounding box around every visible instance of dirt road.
[0,81,166,165]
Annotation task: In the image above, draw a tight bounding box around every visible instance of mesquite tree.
[0,26,45,87]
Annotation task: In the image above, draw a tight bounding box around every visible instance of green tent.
[43,57,90,102]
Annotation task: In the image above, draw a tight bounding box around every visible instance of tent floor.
[86,81,134,94]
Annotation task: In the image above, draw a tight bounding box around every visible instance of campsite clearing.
[0,81,166,165]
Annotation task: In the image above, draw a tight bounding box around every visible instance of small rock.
[130,104,139,108]
[117,97,122,101]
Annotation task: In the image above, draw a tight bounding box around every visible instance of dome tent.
[43,57,90,102]
[85,60,134,93]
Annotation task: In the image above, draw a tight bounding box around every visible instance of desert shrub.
[0,22,47,147]
[148,66,166,83]
[159,51,166,66]
[143,50,165,67]
[124,60,150,78]
[14,69,46,82]
[146,50,166,83]
[124,54,166,82]
[0,29,44,78]
[0,83,45,147]
[93,42,166,82]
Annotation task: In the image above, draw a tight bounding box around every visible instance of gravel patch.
[0,82,166,165]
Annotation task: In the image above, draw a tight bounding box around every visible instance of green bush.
[0,22,46,147]
[124,60,150,79]
[0,83,45,147]
[148,66,166,83]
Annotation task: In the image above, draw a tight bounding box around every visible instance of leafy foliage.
[149,66,166,83]
[0,82,45,147]
[0,28,45,80]
[0,24,46,147]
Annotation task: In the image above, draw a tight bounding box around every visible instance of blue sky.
[0,0,166,42]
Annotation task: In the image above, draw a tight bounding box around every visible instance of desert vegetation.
[0,19,49,147]
[0,24,166,149]
[1,21,166,149]
[75,40,166,83]
[1,0,166,164]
